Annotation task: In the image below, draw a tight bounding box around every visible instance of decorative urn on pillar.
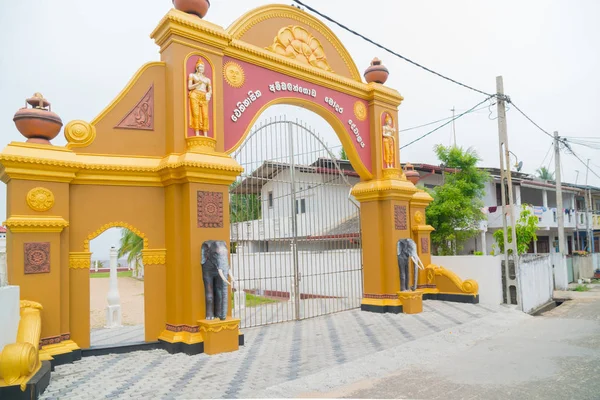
[173,0,210,18]
[404,162,420,184]
[13,93,63,145]
[364,57,389,84]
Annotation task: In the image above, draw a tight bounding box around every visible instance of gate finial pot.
[364,58,389,84]
[13,93,63,145]
[173,0,210,18]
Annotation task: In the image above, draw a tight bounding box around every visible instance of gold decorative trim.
[353,101,367,121]
[4,216,69,233]
[26,187,55,212]
[90,62,166,126]
[199,324,238,333]
[69,252,92,269]
[351,178,418,202]
[223,61,245,88]
[64,120,97,149]
[426,265,479,294]
[84,222,148,252]
[142,249,167,266]
[227,4,361,81]
[382,169,402,179]
[265,25,333,73]
[186,136,217,153]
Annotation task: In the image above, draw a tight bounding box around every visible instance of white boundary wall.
[431,255,503,306]
[550,253,568,290]
[0,286,20,353]
[519,254,553,313]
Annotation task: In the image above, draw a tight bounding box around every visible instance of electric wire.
[539,143,553,170]
[292,0,494,97]
[400,103,495,132]
[400,96,494,149]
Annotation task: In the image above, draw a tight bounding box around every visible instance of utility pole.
[574,170,580,250]
[496,76,520,307]
[585,159,593,252]
[554,132,566,256]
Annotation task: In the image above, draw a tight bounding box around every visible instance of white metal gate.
[229,117,363,328]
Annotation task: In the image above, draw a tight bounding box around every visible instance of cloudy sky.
[1,0,599,257]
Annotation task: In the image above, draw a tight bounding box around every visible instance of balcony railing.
[486,204,577,230]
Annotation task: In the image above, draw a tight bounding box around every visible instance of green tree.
[493,207,539,255]
[425,145,489,255]
[536,166,554,181]
[339,148,348,160]
[118,228,143,275]
[230,182,262,223]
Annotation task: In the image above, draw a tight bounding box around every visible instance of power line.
[399,103,494,132]
[539,142,553,169]
[568,149,600,181]
[292,0,494,97]
[400,96,494,149]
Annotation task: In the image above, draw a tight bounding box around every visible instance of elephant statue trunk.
[397,239,426,292]
[201,240,236,320]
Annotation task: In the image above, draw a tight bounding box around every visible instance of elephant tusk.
[218,269,232,287]
[228,271,236,286]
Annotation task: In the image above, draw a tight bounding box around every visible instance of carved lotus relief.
[266,26,333,72]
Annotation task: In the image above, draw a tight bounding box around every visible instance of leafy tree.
[536,167,554,181]
[339,148,348,160]
[118,228,143,275]
[493,207,539,255]
[425,145,489,255]
[230,182,262,223]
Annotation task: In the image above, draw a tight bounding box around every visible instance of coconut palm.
[118,228,143,277]
[536,167,555,181]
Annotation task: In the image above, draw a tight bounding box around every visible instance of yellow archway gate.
[0,4,479,361]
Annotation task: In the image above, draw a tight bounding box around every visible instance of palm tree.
[118,228,143,277]
[536,167,555,181]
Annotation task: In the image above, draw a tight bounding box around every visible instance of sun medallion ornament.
[353,101,367,121]
[223,61,245,88]
[26,187,55,212]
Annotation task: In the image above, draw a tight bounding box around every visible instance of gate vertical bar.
[287,121,301,320]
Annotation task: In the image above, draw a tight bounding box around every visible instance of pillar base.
[0,361,51,400]
[198,318,240,355]
[361,297,403,314]
[397,290,423,314]
[39,340,82,369]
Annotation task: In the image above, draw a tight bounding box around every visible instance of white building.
[230,158,360,253]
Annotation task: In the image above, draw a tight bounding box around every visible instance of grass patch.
[90,270,133,279]
[231,292,279,308]
[572,284,590,292]
[592,279,600,284]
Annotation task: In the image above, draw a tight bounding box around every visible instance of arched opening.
[88,227,145,347]
[230,105,363,328]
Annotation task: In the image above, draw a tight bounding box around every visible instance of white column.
[533,239,538,254]
[480,231,487,255]
[105,246,122,328]
[515,185,522,206]
[543,190,548,208]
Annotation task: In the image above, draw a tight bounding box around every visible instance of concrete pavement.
[40,300,510,399]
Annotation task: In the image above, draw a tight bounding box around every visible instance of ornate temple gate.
[0,4,480,375]
[230,118,363,328]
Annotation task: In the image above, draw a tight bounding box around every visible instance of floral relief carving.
[24,242,50,274]
[266,25,333,72]
[394,205,407,230]
[26,187,55,212]
[197,191,223,228]
[421,237,429,254]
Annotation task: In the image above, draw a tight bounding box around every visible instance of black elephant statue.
[397,239,426,292]
[201,240,236,320]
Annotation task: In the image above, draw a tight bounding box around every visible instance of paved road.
[284,298,600,400]
[40,300,507,399]
[40,296,600,399]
